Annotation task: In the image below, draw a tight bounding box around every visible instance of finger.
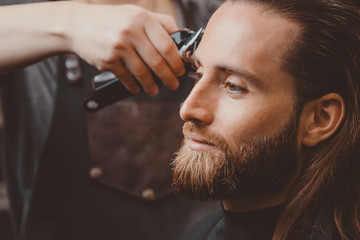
[144,19,185,77]
[121,47,159,96]
[112,61,140,94]
[134,31,180,91]
[153,13,179,34]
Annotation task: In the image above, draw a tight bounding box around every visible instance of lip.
[185,133,216,151]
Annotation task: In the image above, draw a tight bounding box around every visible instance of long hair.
[228,0,360,239]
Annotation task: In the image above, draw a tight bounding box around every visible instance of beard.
[172,115,299,201]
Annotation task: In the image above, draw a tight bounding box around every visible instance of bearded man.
[172,0,360,239]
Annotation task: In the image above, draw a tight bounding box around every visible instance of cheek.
[214,96,295,146]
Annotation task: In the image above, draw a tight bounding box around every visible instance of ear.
[299,93,345,147]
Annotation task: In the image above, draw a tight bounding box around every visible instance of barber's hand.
[68,3,185,96]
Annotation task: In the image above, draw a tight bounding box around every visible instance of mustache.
[182,122,228,150]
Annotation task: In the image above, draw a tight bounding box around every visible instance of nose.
[180,77,215,126]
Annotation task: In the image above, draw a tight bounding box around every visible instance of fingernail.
[147,86,159,97]
[176,67,186,77]
[169,80,179,91]
[132,87,141,94]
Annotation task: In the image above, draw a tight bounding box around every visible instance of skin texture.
[178,1,302,211]
[0,0,184,96]
[75,0,177,16]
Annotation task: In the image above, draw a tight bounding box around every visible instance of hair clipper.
[83,28,204,112]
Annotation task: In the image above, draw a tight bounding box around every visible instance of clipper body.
[84,28,203,112]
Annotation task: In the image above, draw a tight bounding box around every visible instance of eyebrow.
[191,54,263,88]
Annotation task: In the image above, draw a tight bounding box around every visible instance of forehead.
[196,1,300,85]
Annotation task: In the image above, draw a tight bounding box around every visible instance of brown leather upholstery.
[86,100,184,200]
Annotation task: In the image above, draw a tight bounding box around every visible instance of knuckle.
[96,54,117,72]
[134,67,149,80]
[151,55,166,70]
[102,52,116,65]
[134,8,149,22]
[165,15,176,26]
[119,79,140,93]
[160,39,175,55]
[119,27,133,39]
[97,63,109,72]
[110,35,129,53]
[109,35,121,48]
[97,65,105,72]
[114,70,127,79]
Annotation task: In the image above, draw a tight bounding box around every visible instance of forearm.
[0,1,183,95]
[0,1,75,73]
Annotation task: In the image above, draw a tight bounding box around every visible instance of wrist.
[47,1,81,54]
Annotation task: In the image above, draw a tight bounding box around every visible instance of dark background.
[0,98,14,240]
[0,167,14,240]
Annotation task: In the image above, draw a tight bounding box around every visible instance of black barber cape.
[180,204,342,240]
[181,205,324,240]
[181,205,283,240]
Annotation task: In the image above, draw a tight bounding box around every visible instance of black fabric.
[309,206,341,240]
[181,205,284,240]
[0,56,59,236]
[181,204,344,240]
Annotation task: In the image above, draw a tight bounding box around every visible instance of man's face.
[172,2,302,201]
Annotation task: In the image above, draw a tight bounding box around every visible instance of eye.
[224,81,248,94]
